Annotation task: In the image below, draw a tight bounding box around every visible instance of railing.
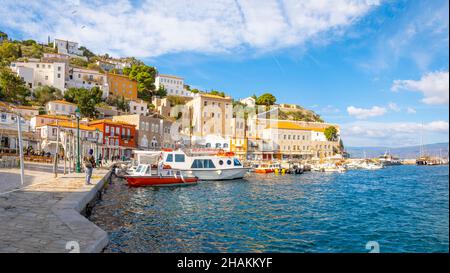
[0,156,19,168]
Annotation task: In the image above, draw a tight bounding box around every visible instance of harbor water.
[90,165,449,253]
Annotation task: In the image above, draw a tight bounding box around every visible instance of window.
[45,76,48,80]
[233,158,242,166]
[215,143,221,148]
[166,154,173,162]
[105,126,109,133]
[58,66,61,71]
[175,154,185,162]
[191,159,215,168]
[223,143,229,148]
[219,160,224,165]
[227,160,232,165]
[116,127,120,134]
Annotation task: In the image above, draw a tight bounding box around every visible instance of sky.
[0,0,448,147]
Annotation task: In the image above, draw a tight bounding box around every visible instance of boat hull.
[183,167,250,181]
[125,175,198,187]
[255,168,274,174]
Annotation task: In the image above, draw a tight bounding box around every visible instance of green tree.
[0,41,21,67]
[0,31,8,41]
[166,95,186,107]
[69,57,89,67]
[32,85,63,105]
[127,64,157,100]
[105,96,130,112]
[155,85,167,97]
[255,93,276,106]
[63,87,103,118]
[190,88,200,94]
[21,39,37,46]
[324,126,338,141]
[0,68,30,105]
[210,90,225,97]
[79,46,95,59]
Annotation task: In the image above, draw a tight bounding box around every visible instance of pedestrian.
[83,149,96,185]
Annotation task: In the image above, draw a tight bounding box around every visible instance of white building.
[185,93,234,147]
[37,121,103,155]
[155,74,192,97]
[128,99,148,116]
[53,39,84,57]
[45,100,77,116]
[240,97,256,108]
[67,67,109,98]
[10,61,66,91]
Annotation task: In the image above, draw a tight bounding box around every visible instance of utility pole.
[63,130,67,175]
[16,113,24,186]
[53,120,60,178]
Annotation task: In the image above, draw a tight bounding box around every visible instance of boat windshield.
[191,159,216,168]
[233,158,242,166]
[135,165,145,174]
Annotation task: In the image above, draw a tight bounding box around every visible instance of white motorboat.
[360,161,383,170]
[378,151,402,166]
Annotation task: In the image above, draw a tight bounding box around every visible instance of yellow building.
[106,73,138,100]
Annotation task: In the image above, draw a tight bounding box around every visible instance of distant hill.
[346,142,449,159]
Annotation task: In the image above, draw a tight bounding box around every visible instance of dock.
[0,167,112,253]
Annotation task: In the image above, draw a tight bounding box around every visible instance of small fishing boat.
[254,163,285,174]
[124,164,198,187]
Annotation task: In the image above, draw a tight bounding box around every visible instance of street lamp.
[75,108,81,173]
[95,128,99,167]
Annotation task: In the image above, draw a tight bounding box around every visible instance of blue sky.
[0,0,448,147]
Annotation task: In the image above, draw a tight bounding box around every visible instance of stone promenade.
[0,167,111,253]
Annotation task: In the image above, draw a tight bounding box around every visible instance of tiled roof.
[266,121,326,132]
[47,100,76,106]
[89,119,136,127]
[46,121,98,131]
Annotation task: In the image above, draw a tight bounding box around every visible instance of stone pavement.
[0,168,111,253]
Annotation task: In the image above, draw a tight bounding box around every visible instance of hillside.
[346,142,449,159]
[278,108,324,123]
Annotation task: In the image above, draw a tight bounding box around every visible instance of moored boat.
[133,150,250,181]
[124,164,198,187]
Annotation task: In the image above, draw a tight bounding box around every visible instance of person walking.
[83,149,96,185]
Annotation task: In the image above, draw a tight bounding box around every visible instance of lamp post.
[75,108,81,173]
[95,128,99,167]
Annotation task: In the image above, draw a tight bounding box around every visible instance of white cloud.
[341,120,449,146]
[0,0,379,58]
[347,105,386,119]
[407,107,417,114]
[391,71,449,105]
[388,102,400,112]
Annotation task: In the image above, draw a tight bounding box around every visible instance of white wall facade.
[129,100,148,116]
[67,68,109,97]
[155,74,192,97]
[10,61,66,92]
[45,101,77,116]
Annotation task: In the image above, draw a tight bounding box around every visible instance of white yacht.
[133,150,250,181]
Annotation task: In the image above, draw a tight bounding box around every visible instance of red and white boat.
[125,164,198,187]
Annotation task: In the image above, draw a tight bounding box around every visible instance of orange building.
[106,73,138,100]
[88,119,136,160]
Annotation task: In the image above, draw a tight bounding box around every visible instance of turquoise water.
[90,165,449,253]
